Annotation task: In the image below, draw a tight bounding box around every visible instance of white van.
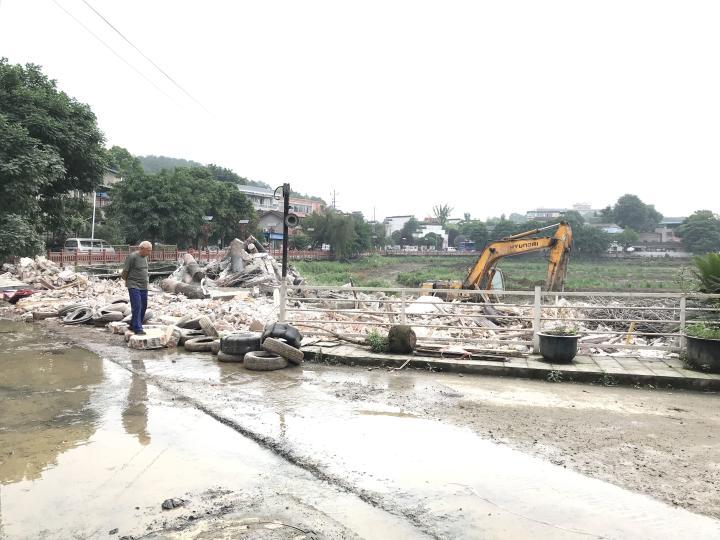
[63,238,116,253]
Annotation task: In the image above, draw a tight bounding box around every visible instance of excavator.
[421,221,573,294]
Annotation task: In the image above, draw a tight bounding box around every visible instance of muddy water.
[119,348,720,540]
[0,321,428,539]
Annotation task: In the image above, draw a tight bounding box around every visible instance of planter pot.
[538,333,579,363]
[685,335,720,373]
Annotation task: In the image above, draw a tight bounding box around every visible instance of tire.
[184,336,216,352]
[198,316,219,338]
[217,350,245,363]
[176,315,193,327]
[210,339,221,355]
[220,332,261,356]
[244,351,288,371]
[177,317,202,330]
[262,337,304,365]
[63,307,93,325]
[261,323,303,349]
[179,329,205,345]
[58,304,84,318]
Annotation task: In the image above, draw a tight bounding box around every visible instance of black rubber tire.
[217,350,245,363]
[63,307,93,325]
[210,339,221,355]
[261,323,303,349]
[58,304,85,318]
[184,336,216,352]
[178,329,205,345]
[198,316,219,338]
[177,317,202,330]
[220,332,261,356]
[262,337,304,365]
[244,351,288,371]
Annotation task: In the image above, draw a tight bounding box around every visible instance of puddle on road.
[0,321,429,540]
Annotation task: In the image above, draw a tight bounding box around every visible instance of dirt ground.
[4,316,720,538]
[55,322,720,520]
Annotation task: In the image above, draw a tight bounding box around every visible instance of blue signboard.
[268,232,284,240]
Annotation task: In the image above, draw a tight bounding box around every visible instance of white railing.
[278,283,720,356]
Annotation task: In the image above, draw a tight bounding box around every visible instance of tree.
[420,232,443,250]
[677,211,720,254]
[433,204,453,227]
[463,212,471,223]
[107,167,255,248]
[560,210,585,230]
[458,220,489,248]
[573,225,611,258]
[0,214,44,262]
[302,210,359,259]
[615,228,639,249]
[489,217,516,240]
[399,218,420,245]
[289,232,311,250]
[137,155,203,173]
[609,194,662,232]
[1,58,106,241]
[107,146,143,178]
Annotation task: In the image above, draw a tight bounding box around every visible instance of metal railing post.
[279,280,287,322]
[532,286,542,353]
[679,295,687,350]
[400,290,407,325]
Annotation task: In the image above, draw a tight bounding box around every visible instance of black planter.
[686,335,720,373]
[538,333,579,363]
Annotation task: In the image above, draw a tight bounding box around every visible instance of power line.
[50,0,177,104]
[81,0,211,114]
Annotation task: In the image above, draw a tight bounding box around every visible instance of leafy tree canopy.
[0,58,106,242]
[608,194,662,232]
[107,167,256,248]
[677,211,720,254]
[458,220,489,248]
[433,204,453,227]
[107,145,143,179]
[137,155,203,173]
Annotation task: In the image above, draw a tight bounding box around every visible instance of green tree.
[0,214,45,262]
[107,167,255,248]
[573,225,611,258]
[420,232,444,250]
[137,155,203,173]
[289,232,311,250]
[677,211,720,254]
[106,146,143,178]
[692,253,720,293]
[490,217,516,240]
[1,58,106,240]
[399,218,420,245]
[303,210,359,259]
[610,194,662,232]
[206,163,248,184]
[463,212,471,222]
[433,204,453,227]
[615,228,639,249]
[560,210,585,230]
[458,220,488,247]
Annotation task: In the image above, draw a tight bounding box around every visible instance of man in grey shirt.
[122,241,152,334]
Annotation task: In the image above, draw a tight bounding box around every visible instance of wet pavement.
[2,320,720,539]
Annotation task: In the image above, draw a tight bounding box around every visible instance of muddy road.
[2,320,720,539]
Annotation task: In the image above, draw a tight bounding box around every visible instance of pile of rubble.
[1,256,83,290]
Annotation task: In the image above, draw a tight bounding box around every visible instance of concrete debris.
[3,255,683,360]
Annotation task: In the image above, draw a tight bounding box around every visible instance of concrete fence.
[278,283,720,355]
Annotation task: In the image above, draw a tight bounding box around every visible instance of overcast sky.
[1,0,719,221]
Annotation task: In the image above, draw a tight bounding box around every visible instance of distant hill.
[138,155,204,173]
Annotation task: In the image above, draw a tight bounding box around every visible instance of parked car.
[63,238,116,253]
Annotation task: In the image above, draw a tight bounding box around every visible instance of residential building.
[236,185,324,216]
[383,215,414,236]
[526,208,566,219]
[414,221,449,249]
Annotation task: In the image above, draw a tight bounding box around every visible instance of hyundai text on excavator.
[421,221,573,294]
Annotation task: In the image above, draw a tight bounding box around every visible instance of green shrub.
[542,326,579,336]
[366,330,389,353]
[685,323,720,340]
[693,253,720,294]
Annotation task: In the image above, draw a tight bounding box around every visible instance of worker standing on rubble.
[122,241,152,335]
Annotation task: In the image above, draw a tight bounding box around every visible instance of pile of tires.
[218,332,262,362]
[62,306,93,325]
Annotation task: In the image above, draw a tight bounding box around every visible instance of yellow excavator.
[422,221,573,293]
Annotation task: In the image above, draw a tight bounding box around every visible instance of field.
[293,255,694,291]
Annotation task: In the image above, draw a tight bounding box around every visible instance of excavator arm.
[463,222,573,291]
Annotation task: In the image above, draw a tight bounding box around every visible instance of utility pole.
[331,189,337,210]
[281,183,290,280]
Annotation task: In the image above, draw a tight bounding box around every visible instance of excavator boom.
[462,222,573,291]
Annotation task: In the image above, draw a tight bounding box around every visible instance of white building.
[383,215,414,236]
[415,222,448,249]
